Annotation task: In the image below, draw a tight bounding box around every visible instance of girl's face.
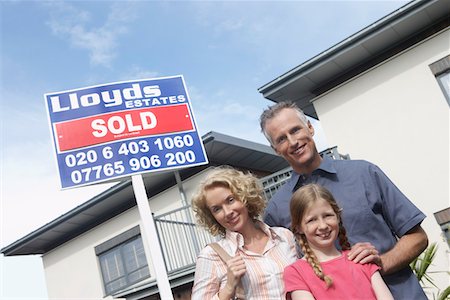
[205,185,250,233]
[299,198,339,251]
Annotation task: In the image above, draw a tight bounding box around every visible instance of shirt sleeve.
[264,199,278,227]
[283,263,311,294]
[369,163,426,237]
[263,180,295,228]
[191,248,222,300]
[363,262,381,279]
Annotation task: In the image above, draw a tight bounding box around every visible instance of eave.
[258,0,450,118]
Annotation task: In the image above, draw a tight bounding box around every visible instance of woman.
[191,166,298,299]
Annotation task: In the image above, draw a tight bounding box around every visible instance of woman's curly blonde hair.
[191,166,266,236]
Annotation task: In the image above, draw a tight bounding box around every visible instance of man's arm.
[379,224,428,275]
[348,224,428,275]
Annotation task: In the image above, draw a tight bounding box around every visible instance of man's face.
[265,108,321,174]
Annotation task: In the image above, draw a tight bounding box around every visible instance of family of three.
[190,101,428,299]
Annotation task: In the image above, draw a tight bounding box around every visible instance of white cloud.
[43,1,138,67]
[119,66,160,81]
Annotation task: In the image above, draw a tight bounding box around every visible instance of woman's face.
[205,185,249,233]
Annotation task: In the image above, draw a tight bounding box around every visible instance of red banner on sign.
[55,104,193,151]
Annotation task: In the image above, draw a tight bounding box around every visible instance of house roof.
[258,0,450,118]
[2,131,288,256]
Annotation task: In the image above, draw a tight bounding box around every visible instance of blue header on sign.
[46,76,188,123]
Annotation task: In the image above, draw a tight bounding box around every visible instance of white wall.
[42,168,212,299]
[313,28,450,297]
[43,208,140,299]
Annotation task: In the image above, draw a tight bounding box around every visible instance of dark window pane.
[437,71,450,105]
[98,235,150,295]
[100,248,125,283]
[105,277,127,295]
[128,266,150,283]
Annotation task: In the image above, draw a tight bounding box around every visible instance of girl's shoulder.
[341,250,380,272]
[285,257,310,273]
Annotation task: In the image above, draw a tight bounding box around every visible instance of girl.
[284,184,393,300]
[191,166,298,299]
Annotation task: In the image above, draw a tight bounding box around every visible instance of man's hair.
[191,166,266,237]
[259,101,309,145]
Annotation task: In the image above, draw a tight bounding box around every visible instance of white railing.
[154,206,217,273]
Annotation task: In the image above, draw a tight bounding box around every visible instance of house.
[1,129,347,299]
[2,131,304,299]
[3,0,449,298]
[258,0,450,296]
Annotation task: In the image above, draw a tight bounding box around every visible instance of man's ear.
[271,144,281,155]
[307,120,315,136]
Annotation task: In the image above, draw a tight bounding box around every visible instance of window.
[434,207,450,248]
[429,55,450,106]
[96,226,150,295]
[436,71,450,104]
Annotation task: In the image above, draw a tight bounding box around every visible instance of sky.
[1,0,408,298]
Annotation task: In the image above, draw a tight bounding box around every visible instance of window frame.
[95,226,151,295]
[429,55,450,106]
[434,207,450,248]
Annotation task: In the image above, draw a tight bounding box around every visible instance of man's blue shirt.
[264,156,427,299]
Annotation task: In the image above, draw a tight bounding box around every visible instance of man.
[260,101,428,299]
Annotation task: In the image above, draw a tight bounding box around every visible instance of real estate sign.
[45,75,208,189]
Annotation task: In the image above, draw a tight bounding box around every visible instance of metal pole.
[132,174,174,300]
[174,170,200,254]
[174,170,189,207]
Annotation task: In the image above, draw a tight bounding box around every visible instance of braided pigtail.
[298,234,333,287]
[338,218,351,250]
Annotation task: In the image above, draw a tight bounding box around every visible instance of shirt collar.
[224,220,282,251]
[317,155,337,174]
[291,156,337,191]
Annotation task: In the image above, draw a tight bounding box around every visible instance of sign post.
[132,174,173,299]
[45,75,208,298]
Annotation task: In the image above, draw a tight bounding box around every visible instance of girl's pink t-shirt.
[284,250,381,300]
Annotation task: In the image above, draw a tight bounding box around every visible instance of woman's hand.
[224,255,246,295]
